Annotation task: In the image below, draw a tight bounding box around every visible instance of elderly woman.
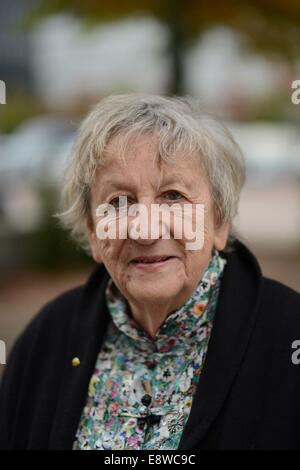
[0,94,300,450]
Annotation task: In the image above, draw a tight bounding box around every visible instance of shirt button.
[146,361,155,370]
[148,414,161,425]
[141,394,152,407]
[137,418,147,429]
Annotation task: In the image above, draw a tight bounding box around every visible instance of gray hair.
[56,93,245,253]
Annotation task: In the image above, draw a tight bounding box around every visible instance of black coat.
[0,240,300,450]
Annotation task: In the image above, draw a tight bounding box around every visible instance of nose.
[129,227,157,245]
[127,200,168,245]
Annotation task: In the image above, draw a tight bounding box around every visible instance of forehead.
[94,132,205,187]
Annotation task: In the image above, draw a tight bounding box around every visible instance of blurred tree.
[0,89,40,133]
[28,0,300,94]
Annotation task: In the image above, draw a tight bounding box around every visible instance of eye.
[163,190,183,201]
[109,195,130,209]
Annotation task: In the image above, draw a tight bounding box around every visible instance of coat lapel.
[49,265,111,449]
[178,241,264,449]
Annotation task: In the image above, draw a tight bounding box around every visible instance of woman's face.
[87,133,229,312]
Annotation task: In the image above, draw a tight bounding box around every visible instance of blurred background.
[0,0,299,365]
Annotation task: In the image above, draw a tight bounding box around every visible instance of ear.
[86,215,102,264]
[213,221,230,251]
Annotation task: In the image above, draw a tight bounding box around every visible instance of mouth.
[130,255,178,271]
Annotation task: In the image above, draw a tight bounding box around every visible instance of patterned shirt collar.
[105,250,227,353]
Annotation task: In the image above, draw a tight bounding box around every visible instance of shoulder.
[222,240,300,328]
[14,263,108,343]
[4,263,108,365]
[224,239,300,310]
[0,285,83,383]
[32,285,83,327]
[17,285,84,347]
[0,283,88,448]
[261,276,300,310]
[258,276,300,334]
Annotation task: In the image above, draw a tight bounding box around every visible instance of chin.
[131,293,176,306]
[128,281,183,306]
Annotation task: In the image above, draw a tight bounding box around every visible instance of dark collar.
[48,239,263,449]
[178,240,263,449]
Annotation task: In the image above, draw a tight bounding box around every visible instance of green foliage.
[242,93,300,122]
[29,0,300,58]
[26,186,93,270]
[0,90,39,134]
[25,216,93,270]
[0,186,94,271]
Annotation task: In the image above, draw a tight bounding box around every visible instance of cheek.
[170,204,212,250]
[202,203,216,239]
[185,248,211,282]
[98,238,124,264]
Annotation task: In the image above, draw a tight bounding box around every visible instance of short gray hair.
[56,93,245,253]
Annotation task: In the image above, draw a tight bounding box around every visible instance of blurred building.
[29,15,292,116]
[0,0,38,95]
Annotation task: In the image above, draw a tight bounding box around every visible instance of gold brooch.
[72,357,80,367]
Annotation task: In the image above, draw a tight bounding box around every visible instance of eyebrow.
[95,179,132,197]
[97,174,189,198]
[106,181,133,191]
[159,174,185,188]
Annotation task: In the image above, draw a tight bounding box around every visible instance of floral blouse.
[73,250,227,450]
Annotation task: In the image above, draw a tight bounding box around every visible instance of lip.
[130,255,178,272]
[131,255,175,263]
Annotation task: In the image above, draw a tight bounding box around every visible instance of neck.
[127,291,191,339]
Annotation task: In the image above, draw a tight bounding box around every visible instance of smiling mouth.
[131,255,176,264]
